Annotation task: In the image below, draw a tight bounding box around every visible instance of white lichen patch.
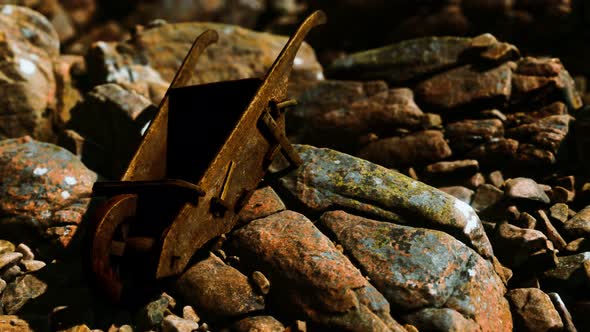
[333,160,341,164]
[373,177,383,186]
[64,176,77,186]
[33,167,48,176]
[1,5,13,15]
[18,58,36,76]
[454,199,480,235]
[61,191,71,199]
[467,268,476,277]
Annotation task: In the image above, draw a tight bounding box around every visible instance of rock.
[563,206,590,239]
[1,265,22,282]
[505,177,551,204]
[53,55,84,129]
[0,240,14,255]
[319,210,512,332]
[548,293,578,332]
[66,83,153,178]
[0,315,30,330]
[175,253,264,321]
[543,252,590,293]
[471,184,504,212]
[506,115,573,154]
[438,186,474,204]
[358,130,452,168]
[415,62,513,110]
[182,306,199,323]
[565,238,590,253]
[0,5,60,141]
[506,288,563,332]
[1,274,47,314]
[465,138,519,167]
[0,252,22,270]
[161,315,199,332]
[280,145,494,259]
[515,212,537,230]
[136,293,173,331]
[86,21,322,103]
[251,271,270,295]
[327,34,516,85]
[550,203,570,224]
[231,210,405,331]
[238,186,285,224]
[445,119,504,153]
[15,243,34,260]
[0,137,96,248]
[537,210,568,251]
[60,325,91,332]
[492,222,556,270]
[294,83,434,150]
[0,278,5,293]
[403,308,480,332]
[21,259,46,272]
[423,159,479,179]
[231,316,285,332]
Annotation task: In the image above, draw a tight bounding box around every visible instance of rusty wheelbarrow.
[89,11,326,302]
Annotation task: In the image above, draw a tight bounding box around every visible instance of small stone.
[1,265,22,282]
[0,240,14,255]
[182,306,199,323]
[21,260,46,272]
[0,315,30,330]
[231,316,285,332]
[358,130,452,168]
[15,243,34,261]
[295,320,307,332]
[507,205,520,222]
[489,170,505,188]
[60,325,92,332]
[438,186,474,204]
[238,186,286,224]
[423,159,479,177]
[564,206,590,239]
[565,238,590,253]
[465,172,486,189]
[515,212,537,229]
[548,186,574,204]
[505,178,551,204]
[175,253,264,320]
[161,315,199,332]
[0,278,5,293]
[251,271,270,295]
[135,293,173,330]
[507,288,563,332]
[548,293,578,332]
[471,184,504,212]
[493,222,554,269]
[0,274,48,314]
[543,252,590,293]
[0,252,23,270]
[446,119,505,153]
[197,322,208,332]
[537,210,568,251]
[550,203,570,224]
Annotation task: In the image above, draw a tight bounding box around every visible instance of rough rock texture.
[279,144,494,259]
[564,206,590,239]
[238,186,285,224]
[543,252,590,293]
[1,274,47,314]
[85,21,323,103]
[231,210,405,331]
[319,210,512,332]
[231,316,285,332]
[65,83,153,178]
[506,288,563,332]
[0,137,96,247]
[0,5,59,142]
[175,253,265,321]
[492,222,556,270]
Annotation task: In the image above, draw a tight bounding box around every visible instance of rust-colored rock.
[319,210,512,332]
[505,177,551,204]
[230,210,405,331]
[231,316,285,332]
[415,62,513,110]
[359,130,452,168]
[238,186,285,224]
[175,253,264,321]
[0,137,96,247]
[86,21,323,103]
[563,206,590,239]
[0,5,59,142]
[507,288,564,332]
[445,119,505,153]
[492,222,556,269]
[0,315,31,331]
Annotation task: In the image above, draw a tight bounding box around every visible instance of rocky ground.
[0,1,589,332]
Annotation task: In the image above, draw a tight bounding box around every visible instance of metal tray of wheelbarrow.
[89,11,327,303]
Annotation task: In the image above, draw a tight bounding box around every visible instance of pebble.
[0,252,23,270]
[15,243,34,260]
[182,306,200,323]
[21,259,47,272]
[0,240,14,255]
[251,271,270,295]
